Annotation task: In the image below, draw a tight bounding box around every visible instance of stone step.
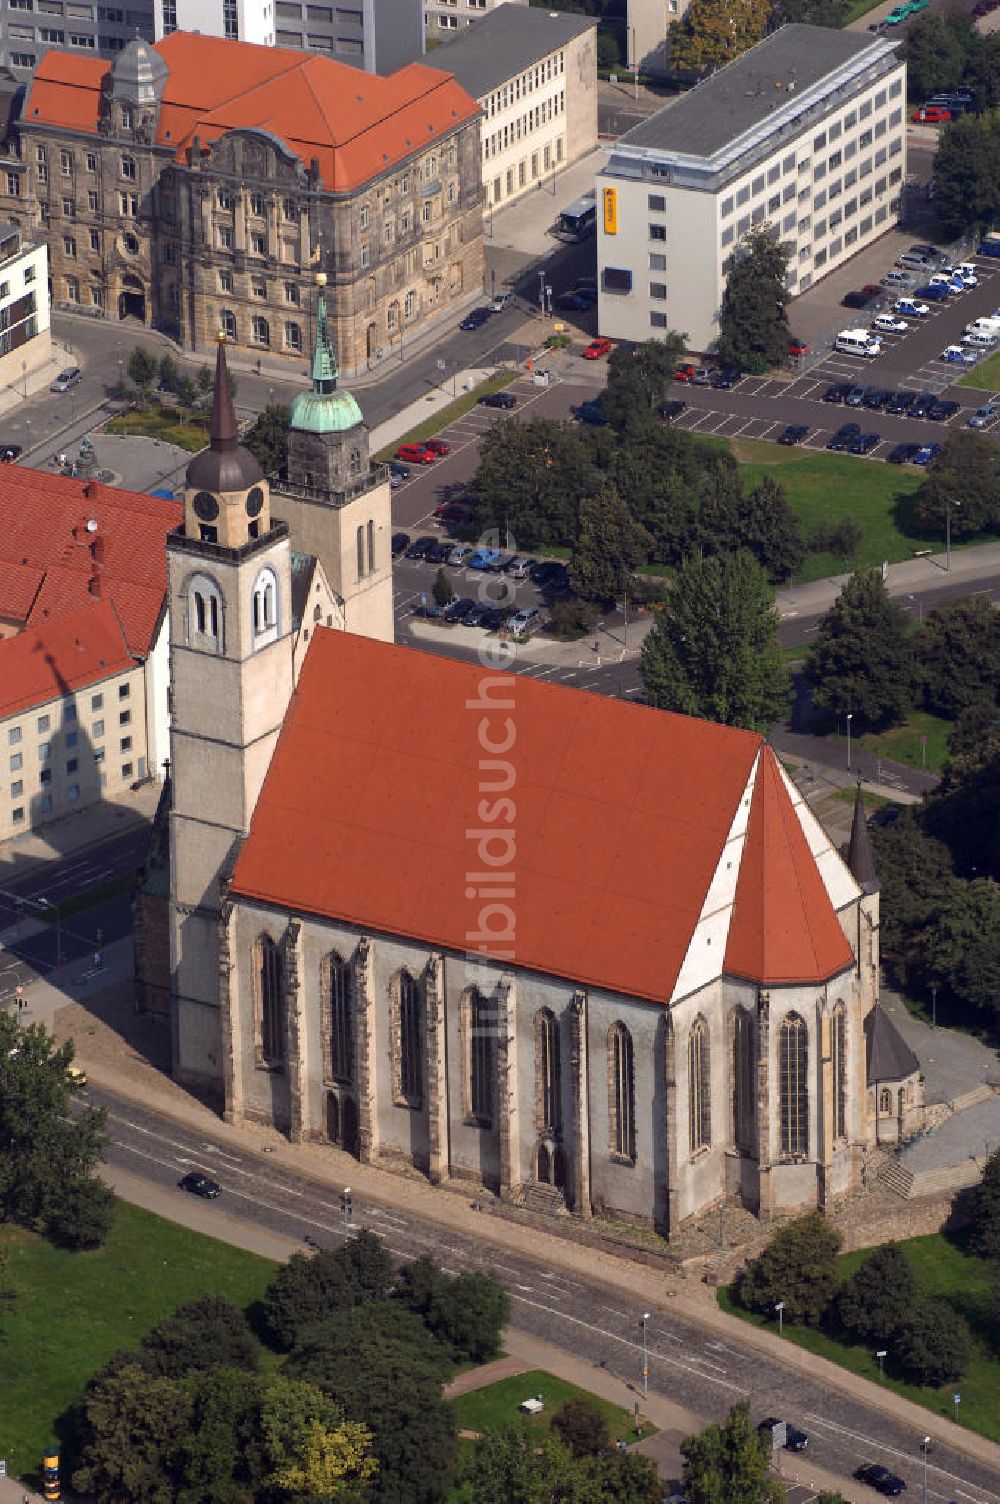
[951,1084,994,1113]
[908,1162,983,1198]
[878,1159,915,1199]
[520,1182,565,1217]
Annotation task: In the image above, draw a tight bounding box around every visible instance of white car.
[940,344,978,364]
[948,263,978,285]
[872,314,909,333]
[895,299,929,318]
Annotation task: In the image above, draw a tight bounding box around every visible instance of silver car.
[50,366,81,393]
[969,403,999,429]
[447,543,473,566]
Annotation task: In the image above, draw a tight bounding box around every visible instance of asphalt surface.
[91,1083,1000,1504]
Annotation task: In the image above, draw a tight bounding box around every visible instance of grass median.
[451,1369,656,1444]
[105,405,209,451]
[374,371,519,463]
[958,350,1000,391]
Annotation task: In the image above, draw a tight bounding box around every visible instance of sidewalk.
[0,781,158,876]
[775,541,1000,623]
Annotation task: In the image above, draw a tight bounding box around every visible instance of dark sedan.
[887,443,921,464]
[909,392,937,418]
[460,306,493,331]
[823,382,852,403]
[777,424,809,445]
[710,364,742,388]
[827,423,861,451]
[179,1172,221,1199]
[845,385,869,407]
[855,1465,907,1496]
[0,443,23,462]
[424,540,451,564]
[657,400,687,421]
[886,390,917,414]
[478,390,517,409]
[928,399,960,421]
[864,389,891,410]
[391,532,411,558]
[405,535,436,560]
[443,596,476,623]
[850,432,881,454]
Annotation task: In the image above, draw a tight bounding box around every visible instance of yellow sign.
[603,186,617,235]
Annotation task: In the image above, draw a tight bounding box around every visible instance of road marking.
[802,1414,1000,1504]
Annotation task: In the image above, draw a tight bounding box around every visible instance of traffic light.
[42,1451,60,1501]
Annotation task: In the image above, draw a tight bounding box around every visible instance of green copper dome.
[289,277,364,435]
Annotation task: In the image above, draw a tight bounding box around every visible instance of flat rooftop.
[429,2,595,100]
[618,25,896,162]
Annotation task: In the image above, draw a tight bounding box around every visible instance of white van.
[836,329,882,358]
[963,330,997,349]
[965,316,1000,338]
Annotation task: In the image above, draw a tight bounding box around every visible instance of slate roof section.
[231,631,856,1002]
[27,36,480,195]
[847,783,878,894]
[866,1003,920,1084]
[429,4,596,100]
[724,746,854,986]
[616,25,892,161]
[0,598,134,721]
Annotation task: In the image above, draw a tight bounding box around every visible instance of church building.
[164,340,923,1236]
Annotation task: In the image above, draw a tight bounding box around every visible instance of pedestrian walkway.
[0,781,158,876]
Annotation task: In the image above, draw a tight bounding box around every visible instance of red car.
[788,340,810,357]
[582,337,614,360]
[914,105,951,123]
[674,364,697,382]
[422,437,452,456]
[396,442,435,464]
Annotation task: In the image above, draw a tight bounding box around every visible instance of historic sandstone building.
[0,32,482,375]
[164,351,923,1234]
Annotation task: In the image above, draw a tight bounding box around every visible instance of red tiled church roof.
[725,748,854,985]
[0,471,181,657]
[27,36,479,195]
[0,598,134,721]
[231,631,855,1002]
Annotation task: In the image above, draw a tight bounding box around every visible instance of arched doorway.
[536,1141,551,1184]
[118,274,146,322]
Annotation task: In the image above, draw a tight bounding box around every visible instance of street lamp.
[876,1348,887,1379]
[775,1300,785,1338]
[37,897,61,966]
[930,983,938,1030]
[846,712,853,773]
[921,1435,931,1504]
[944,497,961,571]
[641,1312,650,1396]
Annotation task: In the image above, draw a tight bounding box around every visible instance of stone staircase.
[908,1161,984,1198]
[878,1158,915,1199]
[519,1182,566,1217]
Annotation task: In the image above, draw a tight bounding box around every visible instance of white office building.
[0,223,49,387]
[596,25,907,353]
[424,0,525,40]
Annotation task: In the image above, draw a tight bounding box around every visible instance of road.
[92,1083,1000,1504]
[0,824,148,908]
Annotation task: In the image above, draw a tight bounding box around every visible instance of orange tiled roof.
[0,597,134,722]
[0,558,44,624]
[231,632,852,1003]
[0,471,181,657]
[28,36,479,194]
[724,747,854,985]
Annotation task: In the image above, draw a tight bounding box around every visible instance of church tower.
[275,274,394,643]
[167,334,295,1086]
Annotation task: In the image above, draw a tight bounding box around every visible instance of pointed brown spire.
[210,331,238,450]
[847,781,878,894]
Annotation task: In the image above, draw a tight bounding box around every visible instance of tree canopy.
[640,551,790,731]
[681,1402,784,1504]
[733,1212,842,1327]
[569,487,653,608]
[965,1147,1000,1260]
[920,595,1000,719]
[933,110,1000,241]
[835,1244,917,1345]
[912,429,1000,540]
[245,404,291,478]
[261,1230,396,1351]
[668,0,770,75]
[804,569,915,731]
[717,229,791,375]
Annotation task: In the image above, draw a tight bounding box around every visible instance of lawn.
[0,1200,276,1482]
[729,440,926,584]
[450,1369,656,1445]
[817,709,952,774]
[374,370,518,462]
[958,350,1000,391]
[719,1233,1000,1442]
[106,405,210,451]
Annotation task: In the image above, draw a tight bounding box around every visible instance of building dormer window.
[121,155,136,180]
[252,567,278,645]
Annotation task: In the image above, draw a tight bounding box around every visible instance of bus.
[554,196,597,241]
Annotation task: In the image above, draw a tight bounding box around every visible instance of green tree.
[551,1396,611,1459]
[426,1270,509,1364]
[177,375,198,408]
[699,473,805,582]
[245,403,291,477]
[923,878,1000,1024]
[128,346,158,393]
[174,1364,260,1504]
[46,1175,116,1250]
[933,110,1000,241]
[607,336,687,410]
[640,551,790,731]
[733,1212,842,1327]
[0,1016,110,1244]
[197,363,214,395]
[717,229,791,375]
[805,569,915,731]
[903,11,976,100]
[944,701,1000,783]
[261,1233,395,1354]
[870,812,958,991]
[135,1295,259,1381]
[72,1362,193,1504]
[157,352,179,393]
[965,1148,1000,1260]
[470,417,599,551]
[464,1421,574,1504]
[968,31,1000,109]
[912,429,1000,540]
[260,1375,377,1501]
[596,31,620,70]
[681,1402,784,1504]
[394,1254,445,1318]
[581,1449,662,1502]
[919,595,1000,719]
[569,487,652,607]
[433,568,455,608]
[894,1299,972,1386]
[0,1247,15,1331]
[834,1243,917,1344]
[669,0,771,74]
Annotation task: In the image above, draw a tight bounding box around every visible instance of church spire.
[210,330,239,451]
[311,272,338,397]
[847,781,878,894]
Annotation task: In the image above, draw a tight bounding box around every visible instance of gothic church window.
[732,1006,755,1153]
[392,969,423,1107]
[325,951,353,1083]
[832,1002,847,1141]
[779,1013,808,1158]
[688,1014,710,1153]
[463,989,494,1126]
[255,934,285,1066]
[535,1008,560,1133]
[609,1022,635,1162]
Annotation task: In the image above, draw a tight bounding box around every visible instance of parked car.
[690,367,713,385]
[50,367,81,393]
[850,432,881,454]
[913,442,942,465]
[508,605,543,640]
[929,399,961,420]
[468,548,502,570]
[0,443,23,462]
[886,389,917,413]
[673,364,697,382]
[969,402,999,428]
[422,437,450,456]
[554,291,590,312]
[872,314,909,334]
[914,283,950,302]
[777,424,809,445]
[894,299,929,318]
[897,253,935,271]
[787,339,810,357]
[845,385,869,407]
[913,105,951,123]
[843,289,881,309]
[505,556,534,579]
[881,270,914,290]
[405,535,436,559]
[929,273,964,293]
[179,1171,221,1199]
[823,382,852,403]
[855,1465,907,1496]
[864,389,891,410]
[396,442,435,464]
[827,423,861,451]
[443,596,476,623]
[460,306,493,330]
[582,337,614,360]
[909,392,937,418]
[657,399,687,420]
[710,364,742,388]
[389,459,410,480]
[576,398,608,426]
[479,390,517,409]
[448,543,474,566]
[434,500,472,524]
[909,242,944,260]
[941,344,978,364]
[884,3,912,21]
[531,560,569,592]
[944,263,978,286]
[391,531,410,558]
[425,540,450,564]
[887,442,921,463]
[758,1419,809,1452]
[489,290,513,312]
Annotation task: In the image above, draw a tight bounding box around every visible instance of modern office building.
[0,31,482,375]
[0,222,50,389]
[627,0,683,78]
[432,3,597,213]
[424,0,524,41]
[596,25,907,352]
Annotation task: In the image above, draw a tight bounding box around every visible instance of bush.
[546,333,572,350]
[834,1243,917,1345]
[425,1271,508,1364]
[733,1212,841,1327]
[261,1231,395,1351]
[894,1299,971,1386]
[551,1397,611,1459]
[547,597,599,639]
[809,516,864,558]
[45,1177,116,1251]
[965,1148,1000,1260]
[136,1296,259,1380]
